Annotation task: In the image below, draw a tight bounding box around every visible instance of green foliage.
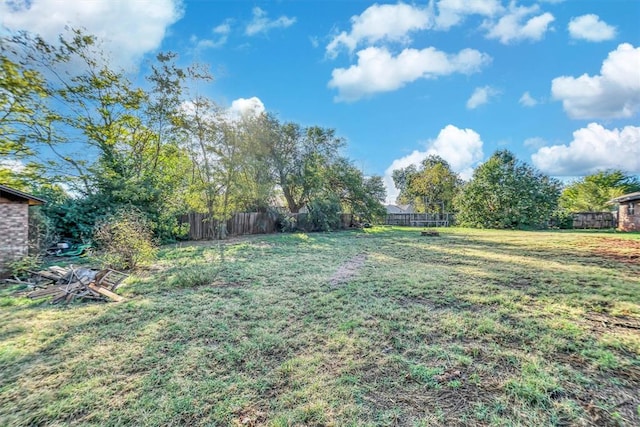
[6,254,42,279]
[0,53,47,159]
[28,206,58,254]
[263,117,344,213]
[40,193,105,241]
[327,158,386,223]
[93,208,157,270]
[549,209,574,229]
[391,164,417,204]
[455,150,561,229]
[560,170,640,212]
[2,29,382,244]
[305,197,342,231]
[393,155,460,212]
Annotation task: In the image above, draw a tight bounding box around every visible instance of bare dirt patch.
[578,238,640,264]
[584,312,640,331]
[329,253,367,287]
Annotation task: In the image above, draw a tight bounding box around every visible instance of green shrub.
[7,255,43,278]
[93,208,157,270]
[28,207,58,255]
[306,198,342,231]
[549,210,574,229]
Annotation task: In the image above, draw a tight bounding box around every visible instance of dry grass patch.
[1,227,639,426]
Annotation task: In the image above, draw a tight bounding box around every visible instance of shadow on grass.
[2,228,639,425]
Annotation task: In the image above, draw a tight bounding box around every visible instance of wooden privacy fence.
[180,212,355,240]
[180,212,278,240]
[386,213,454,227]
[571,212,616,229]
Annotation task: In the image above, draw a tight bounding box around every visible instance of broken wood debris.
[10,265,128,304]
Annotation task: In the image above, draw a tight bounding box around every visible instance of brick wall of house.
[618,201,640,232]
[0,199,29,273]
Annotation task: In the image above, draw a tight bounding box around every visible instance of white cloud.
[229,97,265,119]
[384,125,484,203]
[245,7,296,36]
[532,123,640,175]
[466,85,499,109]
[214,21,232,36]
[435,0,503,30]
[326,3,432,58]
[568,14,615,42]
[180,96,265,125]
[328,46,491,102]
[551,43,640,119]
[0,0,183,70]
[189,19,232,51]
[0,158,26,172]
[519,91,538,107]
[484,4,554,44]
[523,137,546,149]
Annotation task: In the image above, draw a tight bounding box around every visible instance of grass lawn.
[1,227,639,426]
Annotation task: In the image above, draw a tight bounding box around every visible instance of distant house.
[0,184,46,275]
[609,192,640,232]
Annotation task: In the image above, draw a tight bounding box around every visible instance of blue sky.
[2,0,639,202]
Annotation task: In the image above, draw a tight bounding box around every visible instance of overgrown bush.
[549,210,574,229]
[7,255,42,279]
[93,208,157,270]
[306,198,342,231]
[28,207,58,255]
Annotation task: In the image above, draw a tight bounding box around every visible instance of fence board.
[571,212,616,229]
[385,213,454,227]
[180,212,355,240]
[180,212,278,240]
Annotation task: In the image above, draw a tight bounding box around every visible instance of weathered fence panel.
[385,213,454,227]
[180,212,355,240]
[571,212,616,229]
[180,212,278,240]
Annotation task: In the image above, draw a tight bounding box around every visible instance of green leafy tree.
[177,95,228,236]
[3,30,194,241]
[393,155,460,213]
[327,158,386,222]
[263,116,344,213]
[234,113,280,211]
[455,150,561,229]
[391,164,418,205]
[560,170,640,212]
[0,38,50,190]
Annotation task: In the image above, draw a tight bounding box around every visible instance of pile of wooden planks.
[14,266,128,304]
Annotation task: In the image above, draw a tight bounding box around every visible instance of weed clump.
[93,208,157,270]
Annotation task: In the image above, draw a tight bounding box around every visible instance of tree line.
[1,30,386,243]
[392,152,639,229]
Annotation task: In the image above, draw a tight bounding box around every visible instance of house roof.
[608,191,640,204]
[385,204,415,214]
[385,204,405,214]
[0,184,46,205]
